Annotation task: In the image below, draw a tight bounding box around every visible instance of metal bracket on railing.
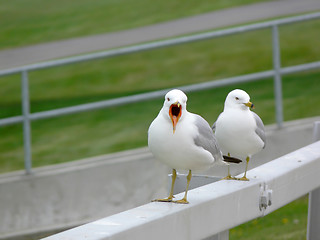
[259,183,272,212]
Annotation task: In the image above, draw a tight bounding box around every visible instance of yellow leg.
[222,153,236,180]
[152,169,177,202]
[238,157,250,181]
[173,170,191,204]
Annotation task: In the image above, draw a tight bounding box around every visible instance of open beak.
[244,101,255,109]
[169,102,182,133]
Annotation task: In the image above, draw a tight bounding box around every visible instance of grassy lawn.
[0,0,269,50]
[0,19,320,172]
[230,196,309,240]
[0,2,319,239]
[1,71,320,172]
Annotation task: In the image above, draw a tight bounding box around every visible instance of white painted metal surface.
[307,187,320,240]
[43,141,320,240]
[307,121,320,240]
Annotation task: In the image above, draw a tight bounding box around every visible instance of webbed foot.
[222,175,237,180]
[237,176,249,181]
[172,198,189,204]
[152,197,174,203]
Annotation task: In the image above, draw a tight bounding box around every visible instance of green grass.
[1,72,319,172]
[0,0,269,50]
[0,3,319,239]
[230,196,309,240]
[1,19,320,172]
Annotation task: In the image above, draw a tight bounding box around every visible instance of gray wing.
[193,114,223,161]
[211,113,221,132]
[253,112,266,148]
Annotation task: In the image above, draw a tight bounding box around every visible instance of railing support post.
[272,25,284,128]
[171,175,229,240]
[21,70,32,174]
[205,230,229,240]
[307,121,320,240]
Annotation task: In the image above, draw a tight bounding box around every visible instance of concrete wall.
[0,116,319,239]
[0,149,168,239]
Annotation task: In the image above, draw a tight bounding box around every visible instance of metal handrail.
[1,61,320,127]
[1,12,320,174]
[0,12,320,76]
[43,140,320,240]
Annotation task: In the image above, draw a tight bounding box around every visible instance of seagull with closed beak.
[148,89,241,204]
[213,89,266,181]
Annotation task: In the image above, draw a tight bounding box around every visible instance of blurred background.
[0,0,319,239]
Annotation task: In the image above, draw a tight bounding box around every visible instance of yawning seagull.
[213,89,266,181]
[148,89,240,204]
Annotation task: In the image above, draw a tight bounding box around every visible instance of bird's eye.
[167,98,170,101]
[235,97,239,100]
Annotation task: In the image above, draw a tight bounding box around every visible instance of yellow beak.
[244,101,255,109]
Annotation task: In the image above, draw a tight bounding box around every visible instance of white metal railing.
[307,122,320,240]
[0,12,320,174]
[42,123,320,240]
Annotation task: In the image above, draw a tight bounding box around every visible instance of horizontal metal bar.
[180,70,274,93]
[43,141,320,240]
[0,70,273,125]
[0,59,319,127]
[280,60,320,75]
[29,90,170,121]
[29,70,275,121]
[0,12,319,77]
[0,115,24,126]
